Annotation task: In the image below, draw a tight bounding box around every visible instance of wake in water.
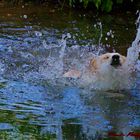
[22,14,140,91]
[0,14,139,91]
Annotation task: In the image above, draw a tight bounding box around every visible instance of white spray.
[126,13,140,68]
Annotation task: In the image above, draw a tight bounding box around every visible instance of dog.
[63,53,134,90]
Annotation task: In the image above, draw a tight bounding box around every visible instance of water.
[0,3,140,140]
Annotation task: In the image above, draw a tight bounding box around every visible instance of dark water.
[0,3,140,140]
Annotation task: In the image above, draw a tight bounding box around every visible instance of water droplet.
[67,33,71,38]
[107,32,110,36]
[35,31,42,37]
[23,15,27,19]
[111,34,114,38]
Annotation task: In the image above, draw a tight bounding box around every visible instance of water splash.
[0,15,139,91]
[38,33,71,80]
[126,13,140,68]
[21,15,140,91]
[94,22,104,56]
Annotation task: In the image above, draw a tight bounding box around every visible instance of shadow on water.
[0,3,139,140]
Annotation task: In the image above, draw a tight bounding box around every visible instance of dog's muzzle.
[111,55,121,67]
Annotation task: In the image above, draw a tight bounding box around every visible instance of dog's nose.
[112,55,120,61]
[111,55,120,67]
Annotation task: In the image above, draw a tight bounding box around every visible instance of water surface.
[0,3,139,140]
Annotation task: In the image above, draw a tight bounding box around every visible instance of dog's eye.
[104,56,109,59]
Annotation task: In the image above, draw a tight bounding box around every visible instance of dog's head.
[89,53,126,73]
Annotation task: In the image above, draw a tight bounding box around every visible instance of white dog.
[63,21,140,91]
[63,52,136,90]
[63,17,140,90]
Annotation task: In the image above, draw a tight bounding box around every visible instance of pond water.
[0,3,140,140]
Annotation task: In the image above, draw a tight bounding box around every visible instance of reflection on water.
[0,81,140,139]
[0,3,139,140]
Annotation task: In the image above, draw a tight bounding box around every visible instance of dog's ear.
[89,58,98,73]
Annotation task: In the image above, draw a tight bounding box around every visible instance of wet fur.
[89,53,126,73]
[63,53,134,90]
